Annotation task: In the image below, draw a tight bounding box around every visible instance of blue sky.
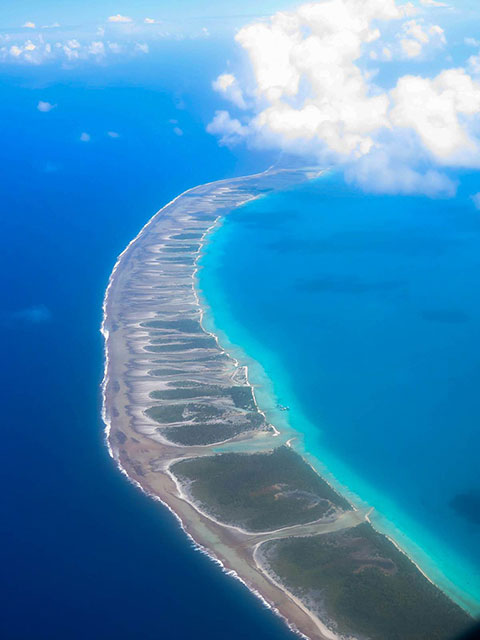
[0,1,295,31]
[1,0,480,198]
[0,1,478,61]
[0,1,475,35]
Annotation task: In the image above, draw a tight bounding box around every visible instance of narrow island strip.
[101,168,472,640]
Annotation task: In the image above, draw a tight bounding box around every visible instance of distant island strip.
[102,169,472,640]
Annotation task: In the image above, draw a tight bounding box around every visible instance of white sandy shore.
[101,166,348,640]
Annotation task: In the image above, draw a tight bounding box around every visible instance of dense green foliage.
[265,524,471,640]
[172,447,350,531]
[146,402,224,424]
[148,368,186,376]
[146,390,263,444]
[164,423,250,446]
[170,232,203,240]
[150,383,257,410]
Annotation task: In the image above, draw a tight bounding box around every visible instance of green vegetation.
[146,394,264,445]
[191,212,218,222]
[150,383,256,410]
[163,422,253,446]
[148,368,186,376]
[171,232,203,240]
[113,429,127,445]
[229,386,256,410]
[146,404,186,423]
[146,402,224,424]
[263,524,471,640]
[171,447,350,531]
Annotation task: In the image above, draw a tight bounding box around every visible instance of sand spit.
[101,167,355,640]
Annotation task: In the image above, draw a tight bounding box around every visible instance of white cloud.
[390,69,480,162]
[404,20,430,44]
[107,14,132,23]
[173,126,184,136]
[212,73,246,109]
[144,18,160,24]
[37,100,56,112]
[63,39,81,60]
[207,110,248,145]
[80,132,91,142]
[23,21,36,29]
[233,0,398,157]
[208,0,480,195]
[88,41,105,57]
[347,148,456,197]
[400,3,419,17]
[471,193,480,209]
[7,40,43,62]
[107,131,120,138]
[401,38,423,58]
[465,37,480,48]
[382,46,392,61]
[429,25,446,41]
[9,45,23,57]
[0,35,152,65]
[400,20,445,58]
[134,42,149,54]
[108,42,122,54]
[468,54,480,75]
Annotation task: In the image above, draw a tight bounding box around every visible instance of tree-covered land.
[150,382,257,410]
[171,447,350,531]
[263,523,471,640]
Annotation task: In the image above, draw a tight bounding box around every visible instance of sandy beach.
[101,168,348,640]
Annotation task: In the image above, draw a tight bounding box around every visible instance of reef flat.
[102,168,472,640]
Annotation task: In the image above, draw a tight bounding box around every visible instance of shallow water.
[199,171,480,615]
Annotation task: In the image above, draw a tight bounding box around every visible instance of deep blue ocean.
[199,172,480,616]
[0,43,295,640]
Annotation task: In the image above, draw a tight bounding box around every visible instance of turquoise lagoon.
[198,172,480,616]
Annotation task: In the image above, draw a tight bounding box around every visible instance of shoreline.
[101,168,474,640]
[195,198,480,617]
[196,286,479,613]
[191,212,282,445]
[101,167,340,640]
